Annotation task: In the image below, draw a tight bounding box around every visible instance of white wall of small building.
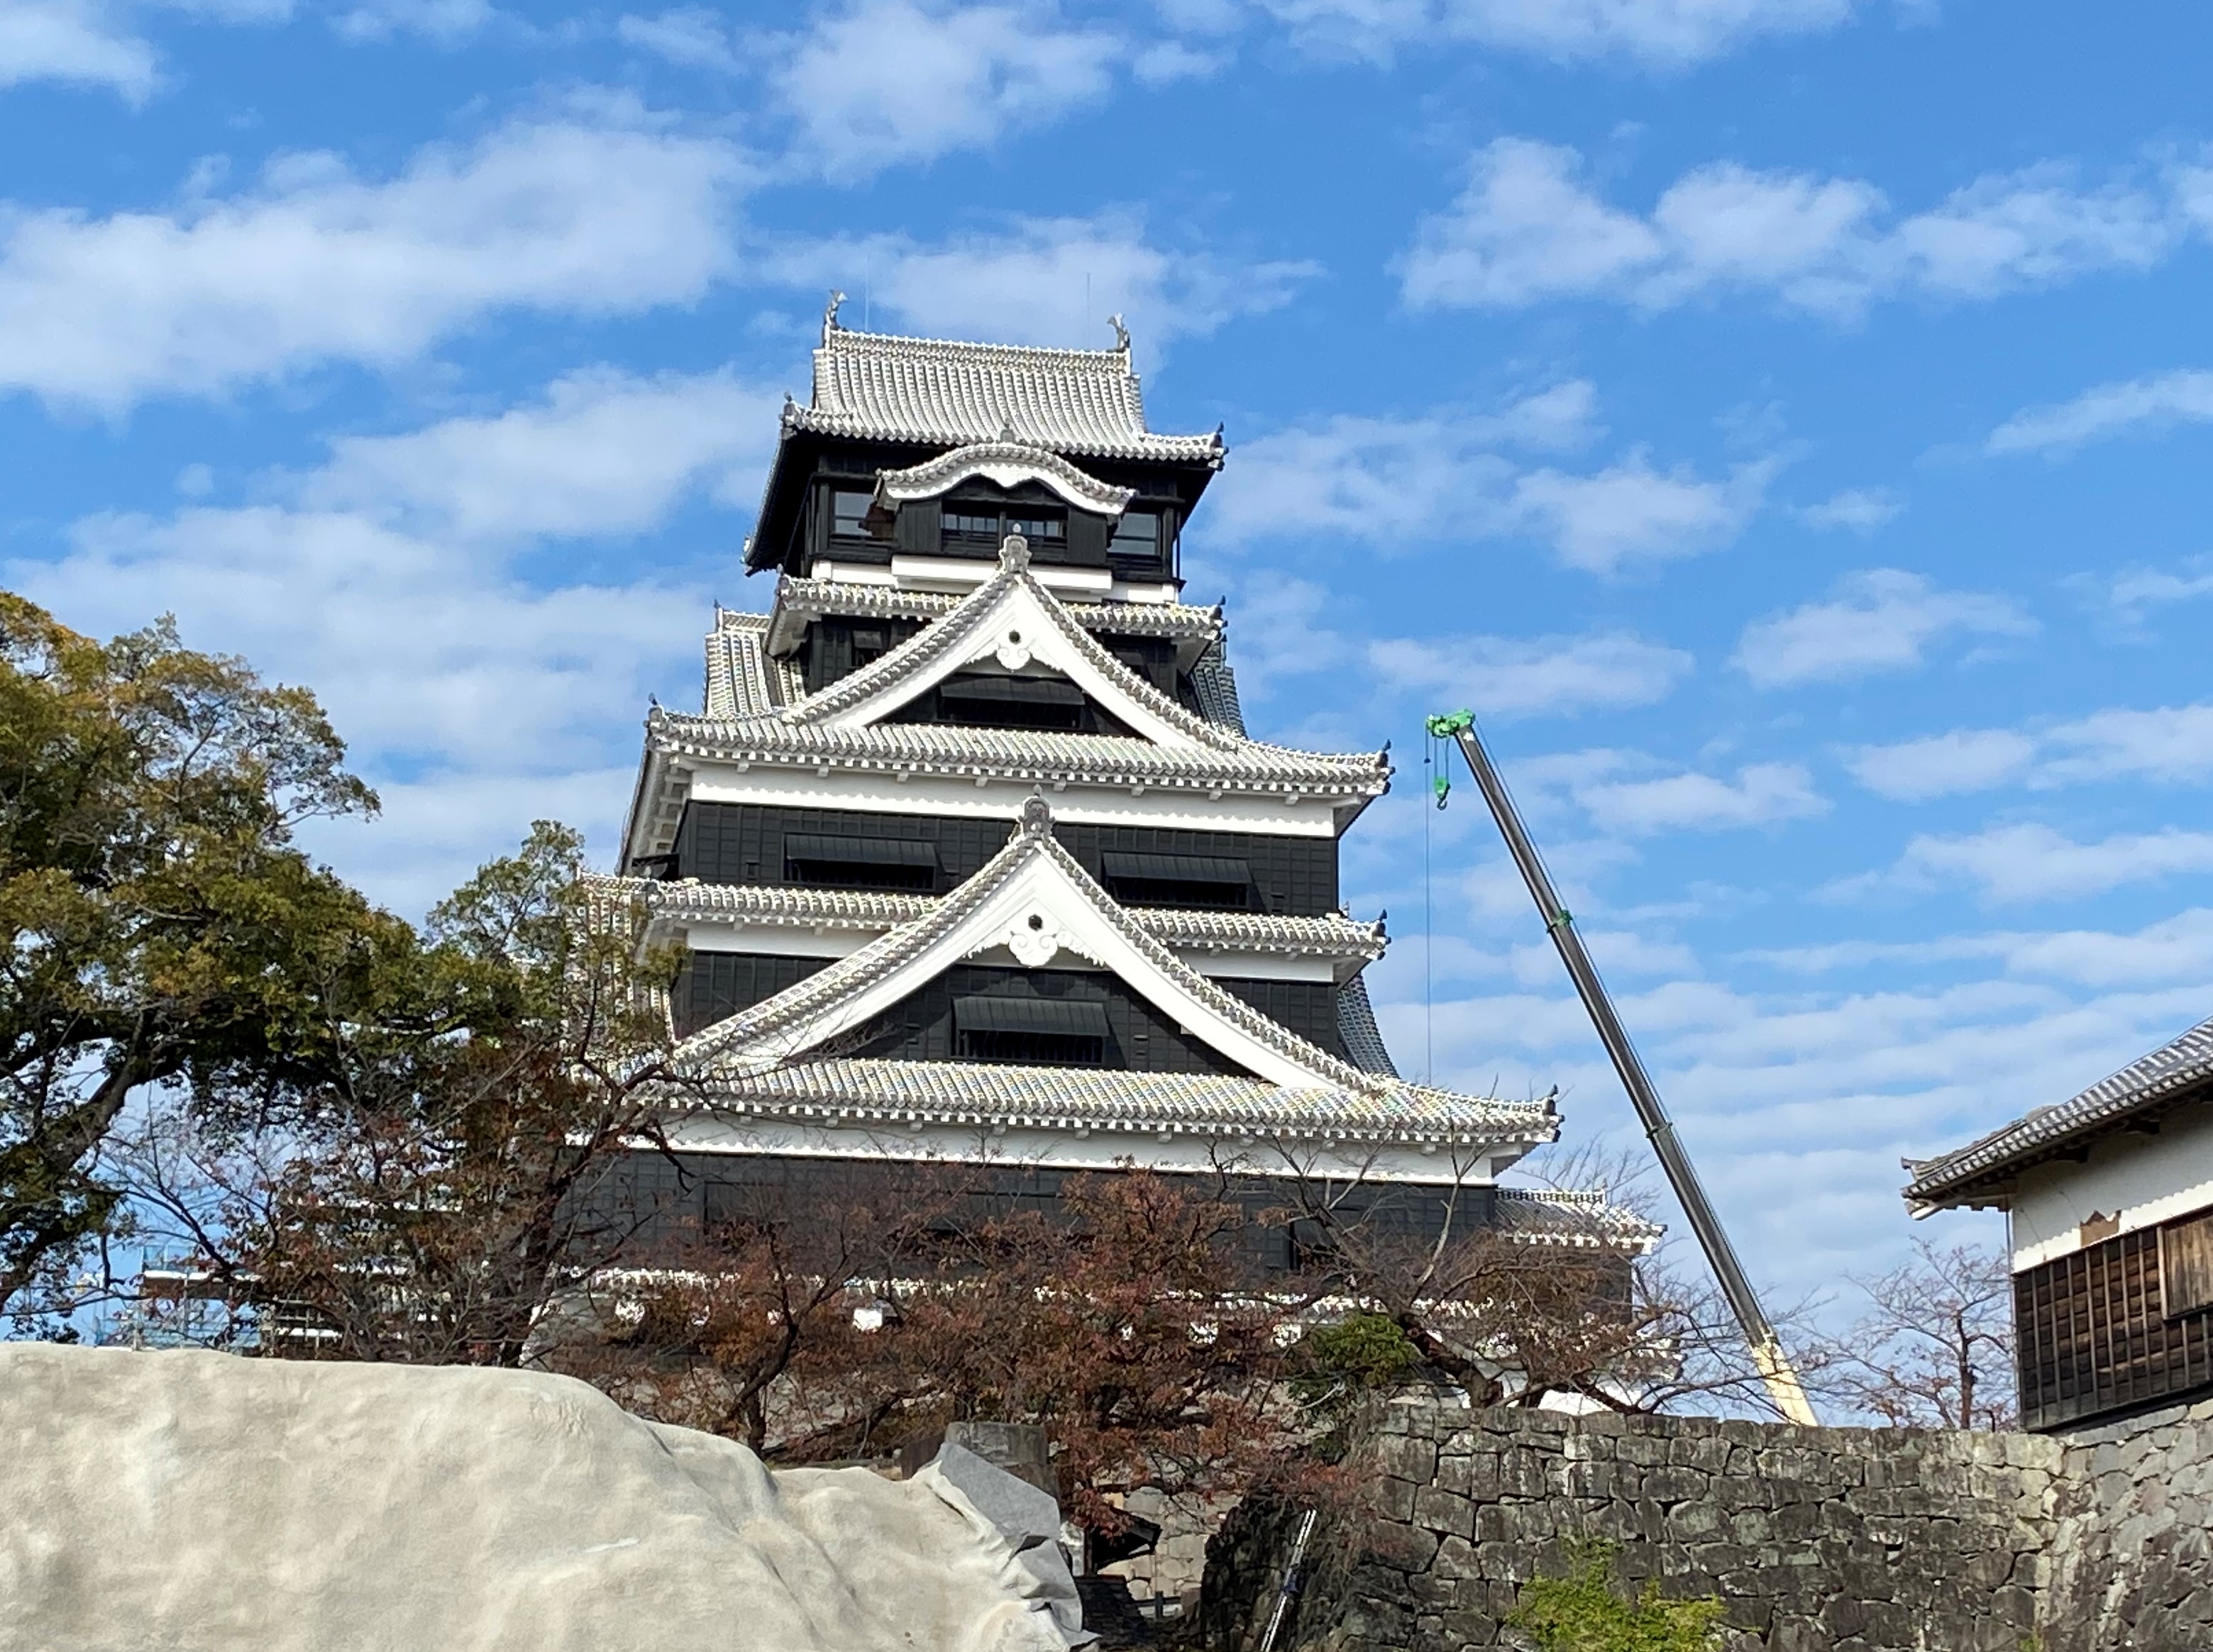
[2009,1099,2213,1270]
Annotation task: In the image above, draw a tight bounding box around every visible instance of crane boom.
[1426,710,1818,1426]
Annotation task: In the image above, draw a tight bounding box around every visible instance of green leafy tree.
[1508,1539,1726,1652]
[1,594,389,1326]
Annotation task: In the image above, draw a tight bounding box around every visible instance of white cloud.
[1401,138,2189,318]
[298,367,781,543]
[1576,761,1827,835]
[773,0,1120,180]
[1985,367,2213,456]
[1203,385,1770,572]
[764,213,1315,357]
[331,0,497,40]
[1509,452,1775,574]
[617,6,740,70]
[1369,630,1694,719]
[1794,486,1901,533]
[2041,704,2213,787]
[1868,824,2213,906]
[0,365,790,907]
[2096,557,2213,626]
[1846,703,2213,800]
[0,0,156,96]
[1845,729,2037,801]
[0,116,746,411]
[1733,569,2036,689]
[1257,0,1851,68]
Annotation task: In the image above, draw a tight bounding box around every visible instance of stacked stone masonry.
[1200,1397,2213,1652]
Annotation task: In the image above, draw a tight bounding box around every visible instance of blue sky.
[4,0,2212,1310]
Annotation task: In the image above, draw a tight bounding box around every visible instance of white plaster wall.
[2010,1100,2213,1269]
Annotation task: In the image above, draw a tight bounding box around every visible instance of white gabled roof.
[783,536,1235,750]
[785,316,1223,466]
[669,795,1550,1148]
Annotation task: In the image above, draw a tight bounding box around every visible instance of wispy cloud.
[1845,702,2213,800]
[771,0,1122,181]
[1734,569,2036,689]
[1985,367,2213,455]
[1577,760,1828,835]
[1205,384,1775,574]
[762,212,1315,357]
[617,6,741,71]
[1401,138,2195,319]
[0,115,747,411]
[1793,486,1902,533]
[0,0,158,96]
[1828,823,2213,906]
[1256,0,1854,69]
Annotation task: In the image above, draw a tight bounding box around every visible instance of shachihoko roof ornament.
[784,302,1225,465]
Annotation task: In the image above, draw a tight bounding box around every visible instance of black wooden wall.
[670,953,1344,1063]
[671,802,1339,915]
[2016,1219,2213,1430]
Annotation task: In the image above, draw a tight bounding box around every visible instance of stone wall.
[2047,1396,2213,1650]
[1201,1402,2068,1652]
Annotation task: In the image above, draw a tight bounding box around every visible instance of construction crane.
[1425,709,1819,1427]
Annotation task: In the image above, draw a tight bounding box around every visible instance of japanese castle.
[605,301,1639,1257]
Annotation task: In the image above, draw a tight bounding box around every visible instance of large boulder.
[0,1343,1078,1652]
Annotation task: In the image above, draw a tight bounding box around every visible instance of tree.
[121,826,697,1368]
[1821,1236,2015,1429]
[1256,1140,1831,1419]
[2,595,386,1328]
[598,1166,1313,1533]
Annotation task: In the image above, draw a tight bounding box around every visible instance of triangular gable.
[780,538,1242,753]
[677,795,1391,1096]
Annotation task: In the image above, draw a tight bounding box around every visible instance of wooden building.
[1906,1014,2213,1429]
[600,301,1654,1264]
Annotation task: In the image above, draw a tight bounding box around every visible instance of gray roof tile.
[1903,1011,2213,1207]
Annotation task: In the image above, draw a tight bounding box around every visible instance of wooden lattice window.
[2160,1209,2213,1318]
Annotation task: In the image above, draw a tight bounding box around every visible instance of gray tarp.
[0,1343,1081,1652]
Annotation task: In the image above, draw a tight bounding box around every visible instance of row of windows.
[668,804,1342,914]
[824,485,1169,565]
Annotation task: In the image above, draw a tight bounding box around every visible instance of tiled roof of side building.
[1494,1187,1664,1251]
[785,317,1224,465]
[680,1056,1551,1147]
[1903,1011,2213,1209]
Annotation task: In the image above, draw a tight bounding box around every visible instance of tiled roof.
[629,876,1387,962]
[1904,1012,2213,1208]
[1337,973,1398,1079]
[703,612,795,719]
[1189,645,1247,737]
[768,577,1225,643]
[786,321,1223,465]
[665,549,1383,796]
[1494,1187,1664,1251]
[685,1057,1549,1146]
[673,797,1550,1143]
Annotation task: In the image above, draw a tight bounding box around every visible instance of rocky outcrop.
[0,1344,1080,1652]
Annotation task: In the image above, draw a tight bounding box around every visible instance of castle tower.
[607,306,1635,1257]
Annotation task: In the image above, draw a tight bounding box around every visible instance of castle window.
[1100,852,1252,911]
[1110,511,1160,562]
[954,995,1110,1067]
[783,833,938,892]
[831,489,876,540]
[1006,509,1066,543]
